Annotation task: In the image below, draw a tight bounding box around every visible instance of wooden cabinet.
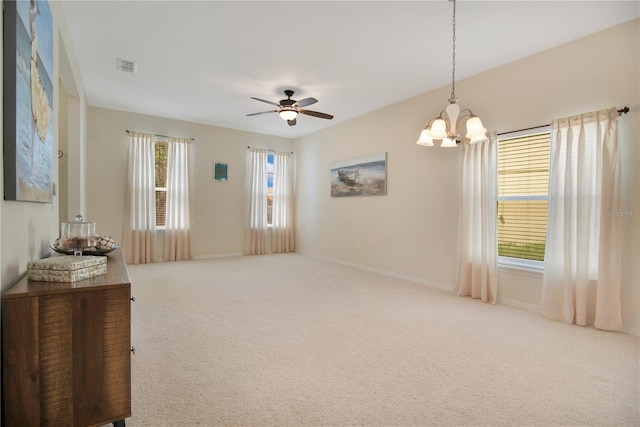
[2,249,131,427]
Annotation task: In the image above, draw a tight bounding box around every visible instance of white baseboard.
[191,252,244,260]
[495,297,640,336]
[497,296,542,313]
[298,251,454,293]
[192,250,640,337]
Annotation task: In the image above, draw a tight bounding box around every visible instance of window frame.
[266,150,274,226]
[496,125,551,271]
[154,138,169,231]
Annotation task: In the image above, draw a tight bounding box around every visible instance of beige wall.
[85,107,294,260]
[295,19,640,334]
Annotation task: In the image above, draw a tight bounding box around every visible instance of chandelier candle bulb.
[466,116,489,143]
[430,119,448,139]
[416,129,434,146]
[441,138,457,148]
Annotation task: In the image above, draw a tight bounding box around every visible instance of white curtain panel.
[163,137,192,262]
[542,108,622,330]
[244,148,268,255]
[456,133,498,304]
[122,131,156,264]
[272,151,295,253]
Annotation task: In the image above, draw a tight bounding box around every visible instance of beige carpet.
[125,253,639,426]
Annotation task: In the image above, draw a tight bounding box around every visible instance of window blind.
[497,131,550,261]
[154,142,168,227]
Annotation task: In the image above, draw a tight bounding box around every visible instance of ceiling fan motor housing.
[281,90,296,106]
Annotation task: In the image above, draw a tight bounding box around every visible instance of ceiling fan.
[247,89,334,126]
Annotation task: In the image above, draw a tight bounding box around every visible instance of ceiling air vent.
[117,58,137,74]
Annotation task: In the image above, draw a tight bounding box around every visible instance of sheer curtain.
[456,133,498,304]
[122,131,156,264]
[272,150,295,253]
[542,108,622,330]
[244,148,268,255]
[163,137,192,261]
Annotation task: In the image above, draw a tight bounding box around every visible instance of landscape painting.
[331,152,387,197]
[3,0,54,202]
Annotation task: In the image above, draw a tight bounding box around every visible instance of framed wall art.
[213,162,228,182]
[3,0,54,202]
[330,152,387,197]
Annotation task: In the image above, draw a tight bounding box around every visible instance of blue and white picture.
[331,152,387,197]
[3,0,54,202]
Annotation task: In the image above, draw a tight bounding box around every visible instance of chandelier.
[416,0,488,147]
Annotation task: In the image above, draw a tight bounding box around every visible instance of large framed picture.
[3,0,54,202]
[331,152,387,197]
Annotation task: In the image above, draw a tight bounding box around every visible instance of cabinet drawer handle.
[131,347,136,355]
[131,296,136,302]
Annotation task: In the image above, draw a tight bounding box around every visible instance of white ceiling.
[60,1,639,139]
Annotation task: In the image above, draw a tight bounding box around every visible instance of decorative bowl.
[50,244,119,256]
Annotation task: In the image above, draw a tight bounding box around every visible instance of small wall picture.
[213,162,228,181]
[331,152,387,197]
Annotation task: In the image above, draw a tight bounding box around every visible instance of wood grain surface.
[2,249,131,426]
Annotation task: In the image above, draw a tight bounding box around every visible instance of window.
[267,151,274,225]
[154,141,168,228]
[497,127,550,268]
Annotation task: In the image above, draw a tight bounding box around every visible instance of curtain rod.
[126,129,194,141]
[498,106,630,136]
[247,146,294,154]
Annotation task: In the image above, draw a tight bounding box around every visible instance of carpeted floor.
[124,253,639,426]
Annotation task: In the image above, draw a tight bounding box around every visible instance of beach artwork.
[3,0,54,202]
[331,152,387,197]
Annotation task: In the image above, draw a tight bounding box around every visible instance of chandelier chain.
[416,0,488,147]
[451,0,456,100]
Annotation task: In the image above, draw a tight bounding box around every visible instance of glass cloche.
[58,215,96,255]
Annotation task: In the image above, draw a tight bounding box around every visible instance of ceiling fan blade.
[246,110,278,116]
[294,97,318,108]
[300,109,334,120]
[250,97,280,107]
[287,118,297,126]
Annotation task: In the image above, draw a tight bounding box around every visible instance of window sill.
[498,257,544,277]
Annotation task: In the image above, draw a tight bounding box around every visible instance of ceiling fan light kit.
[247,89,333,127]
[279,109,298,121]
[417,0,488,148]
